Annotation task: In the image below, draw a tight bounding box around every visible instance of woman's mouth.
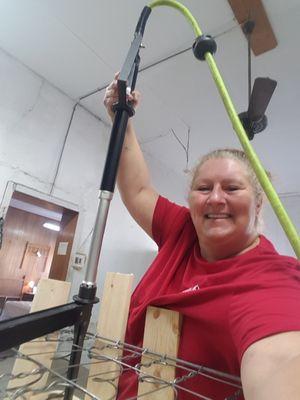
[205,213,231,219]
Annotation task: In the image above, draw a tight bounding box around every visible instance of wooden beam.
[85,272,134,400]
[7,278,71,399]
[137,306,181,400]
[227,0,277,55]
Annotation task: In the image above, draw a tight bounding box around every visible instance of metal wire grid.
[0,329,243,400]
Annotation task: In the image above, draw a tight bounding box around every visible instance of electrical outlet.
[72,253,86,270]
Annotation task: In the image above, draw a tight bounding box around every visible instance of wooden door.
[20,242,50,284]
[48,208,78,281]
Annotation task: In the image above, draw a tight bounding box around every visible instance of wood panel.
[0,207,58,284]
[227,0,277,55]
[0,278,24,298]
[85,272,134,400]
[48,208,78,281]
[137,306,181,400]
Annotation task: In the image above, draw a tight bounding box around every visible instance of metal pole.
[83,190,113,285]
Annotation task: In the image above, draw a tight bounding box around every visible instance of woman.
[104,75,300,400]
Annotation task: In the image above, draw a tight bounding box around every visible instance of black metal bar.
[135,6,151,36]
[118,33,142,101]
[100,7,151,193]
[63,303,93,399]
[0,302,84,352]
[100,110,130,192]
[118,6,151,97]
[99,34,141,193]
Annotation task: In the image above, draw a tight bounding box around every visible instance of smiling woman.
[103,75,300,400]
[188,149,264,262]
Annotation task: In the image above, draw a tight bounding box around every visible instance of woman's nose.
[207,186,226,204]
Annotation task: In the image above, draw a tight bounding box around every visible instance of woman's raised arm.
[104,75,158,238]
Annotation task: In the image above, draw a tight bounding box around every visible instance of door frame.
[0,181,79,282]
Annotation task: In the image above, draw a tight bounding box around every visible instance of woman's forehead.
[195,157,249,180]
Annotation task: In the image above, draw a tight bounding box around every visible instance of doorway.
[0,187,78,300]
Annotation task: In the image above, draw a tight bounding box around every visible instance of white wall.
[0,47,183,323]
[264,194,300,257]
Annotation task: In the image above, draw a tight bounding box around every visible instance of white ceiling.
[0,0,299,194]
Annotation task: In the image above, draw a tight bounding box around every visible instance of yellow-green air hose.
[148,0,300,259]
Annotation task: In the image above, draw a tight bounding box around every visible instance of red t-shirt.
[117,196,300,399]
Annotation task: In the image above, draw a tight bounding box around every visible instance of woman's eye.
[227,186,239,192]
[197,187,210,192]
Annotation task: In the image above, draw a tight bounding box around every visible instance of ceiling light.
[43,222,60,232]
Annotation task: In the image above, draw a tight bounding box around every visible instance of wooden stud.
[6,278,71,399]
[227,0,277,55]
[137,306,181,400]
[85,272,134,400]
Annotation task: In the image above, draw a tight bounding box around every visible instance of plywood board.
[137,306,181,400]
[85,272,134,400]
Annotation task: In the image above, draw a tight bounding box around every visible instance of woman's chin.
[202,227,234,243]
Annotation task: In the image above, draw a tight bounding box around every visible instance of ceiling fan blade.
[227,0,277,55]
[248,77,277,121]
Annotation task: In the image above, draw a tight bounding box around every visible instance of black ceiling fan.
[238,20,277,140]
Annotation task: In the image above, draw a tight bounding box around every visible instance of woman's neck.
[200,235,260,263]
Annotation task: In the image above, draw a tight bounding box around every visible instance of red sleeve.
[229,260,300,362]
[152,195,189,248]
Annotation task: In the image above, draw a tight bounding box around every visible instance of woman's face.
[188,157,260,250]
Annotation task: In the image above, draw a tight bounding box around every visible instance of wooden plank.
[137,306,181,400]
[85,272,134,400]
[6,278,71,399]
[227,0,277,55]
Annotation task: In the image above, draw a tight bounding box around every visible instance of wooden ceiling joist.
[227,0,277,55]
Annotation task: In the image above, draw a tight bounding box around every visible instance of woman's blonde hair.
[190,148,270,232]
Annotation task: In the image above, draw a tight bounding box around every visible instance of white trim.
[0,180,79,220]
[10,198,63,221]
[12,181,79,212]
[0,181,16,218]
